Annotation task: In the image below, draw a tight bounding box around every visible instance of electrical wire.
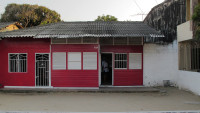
[133,0,144,13]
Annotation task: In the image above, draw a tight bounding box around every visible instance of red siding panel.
[101,45,143,86]
[51,44,99,87]
[0,38,50,87]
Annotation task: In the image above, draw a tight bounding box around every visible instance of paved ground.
[0,87,199,112]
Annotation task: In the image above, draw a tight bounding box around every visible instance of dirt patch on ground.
[0,87,199,112]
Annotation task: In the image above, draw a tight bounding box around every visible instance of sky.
[0,0,165,21]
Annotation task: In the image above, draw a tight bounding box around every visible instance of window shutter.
[53,52,66,70]
[68,52,81,69]
[83,52,97,70]
[129,53,142,69]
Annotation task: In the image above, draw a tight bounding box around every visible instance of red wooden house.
[0,21,163,88]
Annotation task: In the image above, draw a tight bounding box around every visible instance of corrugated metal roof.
[0,21,164,39]
[0,22,16,29]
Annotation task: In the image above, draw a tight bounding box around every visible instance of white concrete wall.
[143,41,178,86]
[178,70,200,96]
[177,21,193,42]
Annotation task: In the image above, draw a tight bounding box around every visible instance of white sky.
[0,0,165,21]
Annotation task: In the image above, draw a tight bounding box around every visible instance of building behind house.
[177,0,200,95]
[0,22,23,32]
[145,0,200,95]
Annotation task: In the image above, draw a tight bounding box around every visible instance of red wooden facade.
[101,45,143,86]
[0,38,50,87]
[0,38,143,88]
[51,44,99,87]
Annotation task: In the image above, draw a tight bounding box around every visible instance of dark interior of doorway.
[101,53,112,85]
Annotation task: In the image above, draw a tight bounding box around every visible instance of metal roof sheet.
[0,22,17,29]
[0,21,164,40]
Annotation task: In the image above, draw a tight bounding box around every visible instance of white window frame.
[8,53,28,73]
[83,52,97,70]
[114,53,127,69]
[68,52,82,70]
[52,52,66,70]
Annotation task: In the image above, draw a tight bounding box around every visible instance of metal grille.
[67,38,82,44]
[191,42,200,70]
[179,41,200,71]
[36,54,49,87]
[83,37,98,44]
[114,37,127,45]
[9,54,27,72]
[100,37,113,45]
[129,37,142,45]
[51,38,66,44]
[115,53,127,69]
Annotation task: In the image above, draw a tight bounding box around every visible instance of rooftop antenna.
[131,0,147,21]
[130,13,147,20]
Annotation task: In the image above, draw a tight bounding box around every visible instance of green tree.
[192,4,200,39]
[1,4,61,28]
[95,15,118,21]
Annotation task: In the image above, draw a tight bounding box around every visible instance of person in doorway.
[102,57,109,84]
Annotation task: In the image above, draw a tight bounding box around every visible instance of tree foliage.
[192,4,200,39]
[95,15,118,21]
[1,4,61,27]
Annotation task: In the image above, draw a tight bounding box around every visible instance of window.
[179,41,200,71]
[83,52,97,70]
[114,37,127,45]
[67,38,82,44]
[53,52,66,70]
[9,53,27,72]
[68,52,81,69]
[115,53,127,69]
[129,53,142,69]
[83,37,98,44]
[129,37,143,45]
[51,38,66,44]
[99,37,113,45]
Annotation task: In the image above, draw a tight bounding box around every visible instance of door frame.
[35,53,51,88]
[100,52,114,86]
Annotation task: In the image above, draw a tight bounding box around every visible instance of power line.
[130,13,147,20]
[133,0,144,13]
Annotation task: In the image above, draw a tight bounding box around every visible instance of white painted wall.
[178,70,200,96]
[177,21,193,42]
[143,41,178,86]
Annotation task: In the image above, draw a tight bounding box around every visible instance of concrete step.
[0,87,160,93]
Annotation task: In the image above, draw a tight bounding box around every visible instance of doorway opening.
[35,54,50,87]
[101,53,112,85]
